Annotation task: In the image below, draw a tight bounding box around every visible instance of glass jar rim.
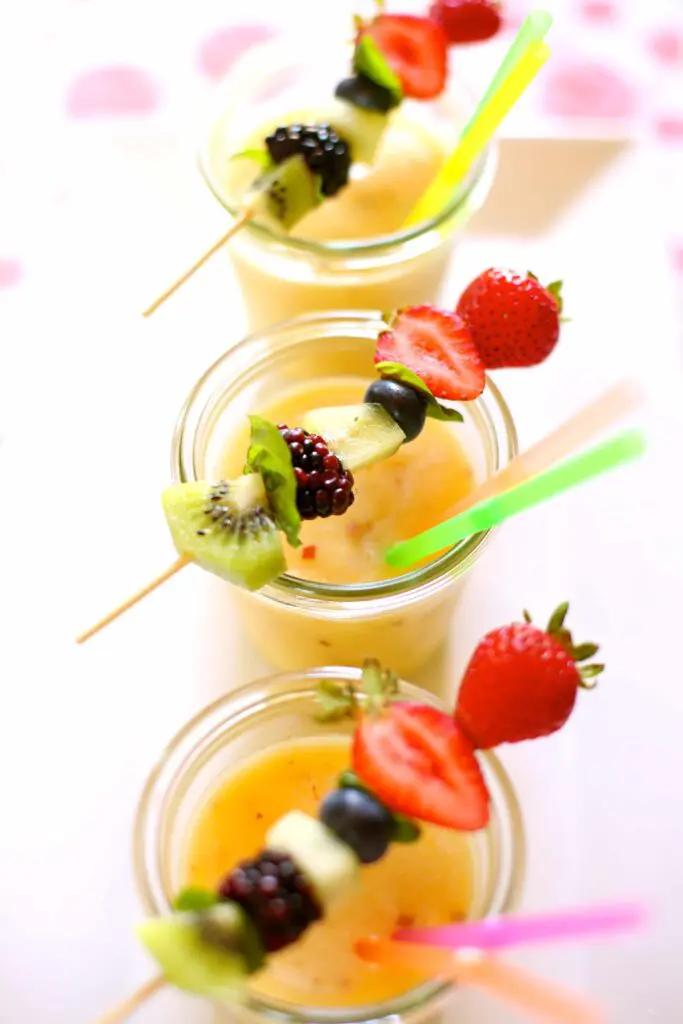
[170,310,519,608]
[133,666,526,1024]
[195,35,496,257]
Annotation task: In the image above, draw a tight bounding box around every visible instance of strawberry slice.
[352,703,490,830]
[362,15,448,100]
[375,306,485,401]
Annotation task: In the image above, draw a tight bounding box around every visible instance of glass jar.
[197,38,496,331]
[171,312,517,677]
[134,667,526,1024]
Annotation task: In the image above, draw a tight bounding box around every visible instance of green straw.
[460,10,554,138]
[385,430,646,568]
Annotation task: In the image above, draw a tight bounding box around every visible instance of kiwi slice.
[301,403,405,472]
[136,903,263,1000]
[161,474,285,591]
[248,155,322,231]
[326,98,387,166]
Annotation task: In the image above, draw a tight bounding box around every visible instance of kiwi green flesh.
[249,155,322,231]
[136,907,258,1000]
[161,474,285,591]
[301,403,405,472]
[197,902,265,973]
[326,99,388,165]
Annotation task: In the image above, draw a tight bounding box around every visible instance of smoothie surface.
[185,736,475,1007]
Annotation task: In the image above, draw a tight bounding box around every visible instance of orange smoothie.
[219,379,475,585]
[185,736,474,1007]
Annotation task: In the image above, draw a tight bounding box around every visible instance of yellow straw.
[404,40,551,227]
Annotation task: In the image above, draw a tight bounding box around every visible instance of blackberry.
[265,124,352,198]
[278,425,355,520]
[218,849,322,953]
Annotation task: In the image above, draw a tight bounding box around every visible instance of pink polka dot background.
[1,0,681,313]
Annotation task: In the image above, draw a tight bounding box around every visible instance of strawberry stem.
[314,659,399,723]
[527,603,604,686]
[546,279,564,316]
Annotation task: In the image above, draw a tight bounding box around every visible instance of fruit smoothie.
[170,313,517,677]
[219,379,475,585]
[212,369,483,675]
[133,669,525,1023]
[199,30,494,330]
[185,736,474,1007]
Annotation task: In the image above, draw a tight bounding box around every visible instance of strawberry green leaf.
[572,642,600,662]
[579,663,605,688]
[245,415,301,548]
[173,887,219,912]
[230,148,273,170]
[353,34,403,102]
[546,279,564,317]
[375,361,464,423]
[547,601,570,634]
[362,658,399,709]
[314,679,358,722]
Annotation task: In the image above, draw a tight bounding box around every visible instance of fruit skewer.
[143,11,551,316]
[143,15,447,316]
[81,277,561,642]
[93,614,605,1022]
[132,660,490,1004]
[77,277,644,643]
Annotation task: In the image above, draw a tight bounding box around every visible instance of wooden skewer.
[445,379,643,521]
[142,207,254,317]
[91,975,166,1024]
[76,555,191,644]
[75,379,643,646]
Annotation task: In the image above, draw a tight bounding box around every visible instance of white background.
[1,2,683,1023]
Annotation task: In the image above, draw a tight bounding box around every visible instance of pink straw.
[395,903,647,951]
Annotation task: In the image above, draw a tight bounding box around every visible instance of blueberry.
[320,787,394,864]
[334,74,400,114]
[364,379,428,442]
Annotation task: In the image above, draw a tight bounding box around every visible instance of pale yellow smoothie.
[218,374,477,674]
[185,736,474,1007]
[173,314,517,677]
[199,41,494,329]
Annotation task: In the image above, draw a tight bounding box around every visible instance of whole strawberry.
[429,0,502,45]
[454,603,603,749]
[456,268,563,369]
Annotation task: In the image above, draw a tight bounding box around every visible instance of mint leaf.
[338,768,366,789]
[245,416,301,548]
[375,361,464,424]
[173,887,219,913]
[353,34,403,102]
[337,768,420,842]
[230,148,273,171]
[392,814,422,843]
